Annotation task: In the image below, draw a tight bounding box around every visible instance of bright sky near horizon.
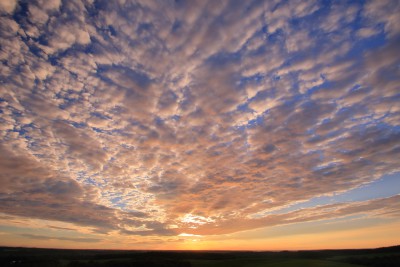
[0,0,399,250]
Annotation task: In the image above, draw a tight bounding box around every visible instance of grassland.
[190,258,365,267]
[0,245,399,267]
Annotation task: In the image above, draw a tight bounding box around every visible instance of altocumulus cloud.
[0,0,399,238]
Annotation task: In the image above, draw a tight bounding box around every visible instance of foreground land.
[1,245,399,267]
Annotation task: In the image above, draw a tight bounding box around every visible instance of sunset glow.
[0,0,399,250]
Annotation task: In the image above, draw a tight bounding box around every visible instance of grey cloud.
[363,0,400,37]
[364,37,400,97]
[52,121,108,170]
[0,144,147,233]
[285,100,336,134]
[98,65,152,90]
[0,146,104,227]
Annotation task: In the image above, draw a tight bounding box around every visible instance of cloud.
[180,195,400,235]
[363,0,400,37]
[0,0,17,15]
[357,27,380,39]
[47,225,76,231]
[20,233,101,243]
[0,0,399,242]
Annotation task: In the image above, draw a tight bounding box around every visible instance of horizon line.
[1,244,399,253]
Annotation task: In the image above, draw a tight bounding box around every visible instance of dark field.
[1,245,399,267]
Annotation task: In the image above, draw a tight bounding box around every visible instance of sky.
[0,0,399,250]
